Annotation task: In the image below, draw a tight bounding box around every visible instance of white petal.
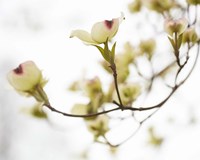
[70,29,98,44]
[119,12,125,23]
[7,61,42,91]
[91,13,124,43]
[92,20,118,43]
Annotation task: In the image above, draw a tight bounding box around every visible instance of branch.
[44,104,120,118]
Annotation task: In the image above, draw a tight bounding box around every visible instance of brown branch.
[44,104,120,118]
[113,84,178,112]
[113,42,199,113]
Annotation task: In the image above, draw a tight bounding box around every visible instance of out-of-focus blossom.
[71,103,89,115]
[86,115,109,138]
[142,0,174,13]
[139,38,156,59]
[128,0,142,13]
[113,83,141,106]
[164,17,188,38]
[182,27,198,44]
[187,0,200,5]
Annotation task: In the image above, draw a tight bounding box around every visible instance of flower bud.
[86,115,109,138]
[128,0,142,13]
[164,18,188,37]
[84,77,103,100]
[139,39,156,59]
[113,43,138,83]
[182,27,198,44]
[70,13,125,44]
[187,0,200,5]
[7,61,43,92]
[142,0,174,13]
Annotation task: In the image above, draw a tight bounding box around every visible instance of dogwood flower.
[164,17,188,38]
[70,13,125,44]
[7,61,43,92]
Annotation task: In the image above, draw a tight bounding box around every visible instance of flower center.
[104,20,113,29]
[14,64,23,74]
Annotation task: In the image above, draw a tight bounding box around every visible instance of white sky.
[1,0,200,160]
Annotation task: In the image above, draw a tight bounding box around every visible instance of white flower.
[7,61,42,92]
[70,13,125,44]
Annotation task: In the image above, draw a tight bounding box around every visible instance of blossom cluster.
[7,0,200,147]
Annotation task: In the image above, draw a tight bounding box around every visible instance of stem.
[174,32,181,67]
[175,43,191,84]
[36,85,50,105]
[113,84,178,111]
[110,63,124,110]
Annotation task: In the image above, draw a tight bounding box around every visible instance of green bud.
[182,27,198,44]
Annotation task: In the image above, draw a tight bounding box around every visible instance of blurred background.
[1,0,200,160]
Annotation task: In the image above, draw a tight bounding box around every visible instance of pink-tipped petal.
[7,61,42,91]
[91,13,125,43]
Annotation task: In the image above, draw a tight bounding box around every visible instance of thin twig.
[44,104,120,118]
[110,63,124,110]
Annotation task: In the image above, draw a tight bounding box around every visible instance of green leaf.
[104,39,111,62]
[168,36,175,50]
[177,33,183,49]
[95,45,110,62]
[110,42,116,64]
